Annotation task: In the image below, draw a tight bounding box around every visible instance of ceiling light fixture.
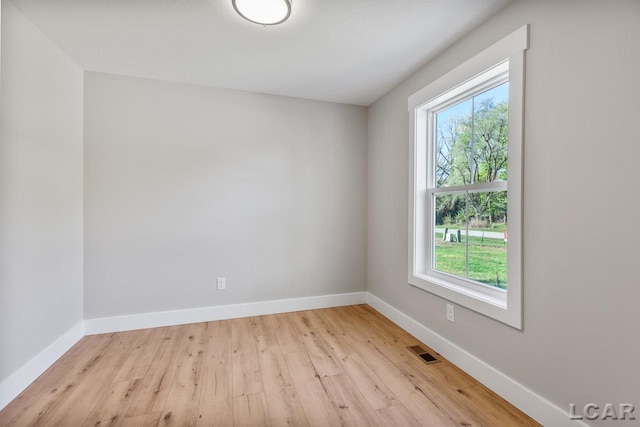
[232,0,292,26]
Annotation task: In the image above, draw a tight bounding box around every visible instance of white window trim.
[408,25,528,329]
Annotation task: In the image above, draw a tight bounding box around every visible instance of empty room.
[1,0,638,426]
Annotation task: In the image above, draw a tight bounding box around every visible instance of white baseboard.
[365,292,589,427]
[85,291,367,335]
[0,321,85,411]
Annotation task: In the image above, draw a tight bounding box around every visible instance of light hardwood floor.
[0,305,539,426]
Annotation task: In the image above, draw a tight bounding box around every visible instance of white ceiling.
[11,0,511,106]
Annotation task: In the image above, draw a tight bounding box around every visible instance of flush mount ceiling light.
[232,0,292,26]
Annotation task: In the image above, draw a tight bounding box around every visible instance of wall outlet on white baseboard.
[217,277,226,290]
[446,303,455,323]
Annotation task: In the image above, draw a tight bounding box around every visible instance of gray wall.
[84,72,367,319]
[0,0,83,383]
[367,0,640,421]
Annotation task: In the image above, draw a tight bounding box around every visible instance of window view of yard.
[432,82,509,289]
[434,229,507,289]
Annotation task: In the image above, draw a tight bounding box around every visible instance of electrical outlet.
[446,303,455,323]
[217,277,226,290]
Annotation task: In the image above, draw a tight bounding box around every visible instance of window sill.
[409,272,521,329]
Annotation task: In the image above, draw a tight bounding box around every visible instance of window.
[408,26,528,328]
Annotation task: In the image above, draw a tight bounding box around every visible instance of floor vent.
[407,345,440,365]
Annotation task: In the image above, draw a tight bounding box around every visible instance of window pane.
[434,192,467,277]
[471,82,509,184]
[434,82,509,187]
[435,99,472,187]
[467,190,508,288]
[433,190,507,288]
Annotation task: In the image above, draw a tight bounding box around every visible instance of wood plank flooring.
[0,305,540,426]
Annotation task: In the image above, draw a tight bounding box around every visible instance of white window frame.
[408,25,528,329]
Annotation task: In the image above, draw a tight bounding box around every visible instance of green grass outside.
[433,234,507,289]
[435,233,506,248]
